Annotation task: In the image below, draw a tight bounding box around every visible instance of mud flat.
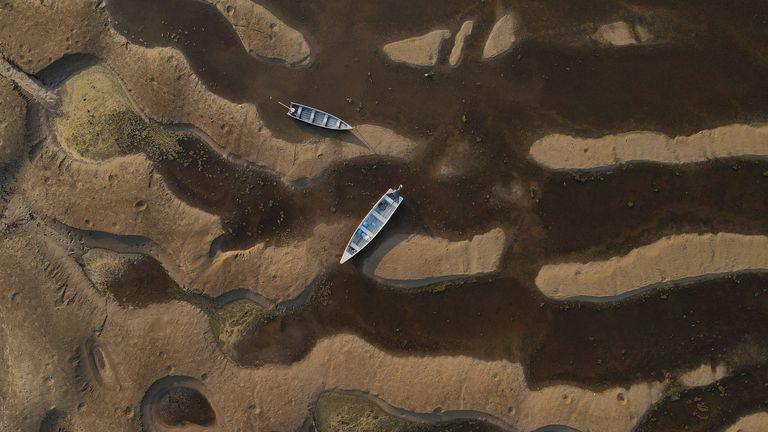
[536,233,768,300]
[98,35,424,182]
[382,30,451,67]
[449,20,474,67]
[208,0,311,66]
[483,13,520,60]
[369,228,506,287]
[725,412,768,432]
[0,226,667,432]
[194,222,347,301]
[18,144,222,279]
[529,124,768,170]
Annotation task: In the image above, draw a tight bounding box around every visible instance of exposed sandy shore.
[725,412,768,432]
[483,13,520,60]
[18,143,222,280]
[449,20,474,67]
[536,233,768,300]
[207,0,311,66]
[193,222,347,302]
[592,21,648,47]
[0,2,425,183]
[529,124,768,170]
[0,226,668,431]
[99,37,423,182]
[382,30,451,67]
[678,363,729,387]
[370,228,506,285]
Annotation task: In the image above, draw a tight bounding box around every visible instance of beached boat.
[280,101,353,130]
[340,186,404,264]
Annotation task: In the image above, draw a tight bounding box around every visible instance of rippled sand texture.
[4,0,768,431]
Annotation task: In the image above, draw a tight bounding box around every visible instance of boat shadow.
[293,121,375,153]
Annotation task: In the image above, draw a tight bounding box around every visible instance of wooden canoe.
[284,102,353,130]
[340,186,404,264]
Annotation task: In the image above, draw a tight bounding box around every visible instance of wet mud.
[93,254,180,308]
[91,0,768,429]
[635,364,768,432]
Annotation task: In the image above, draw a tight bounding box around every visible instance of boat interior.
[291,103,349,129]
[345,191,401,256]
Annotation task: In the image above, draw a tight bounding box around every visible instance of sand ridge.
[370,228,507,285]
[0,222,670,432]
[208,0,312,66]
[449,20,474,67]
[18,143,223,281]
[592,21,652,47]
[483,13,520,60]
[193,222,348,302]
[724,412,768,432]
[382,29,452,67]
[529,124,768,170]
[535,232,768,300]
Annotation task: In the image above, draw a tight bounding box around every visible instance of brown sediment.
[194,222,347,301]
[140,376,216,431]
[207,0,312,66]
[535,233,768,301]
[634,365,768,432]
[18,143,223,279]
[724,412,768,432]
[592,21,642,47]
[2,221,766,432]
[536,160,768,259]
[6,0,768,431]
[82,248,179,307]
[678,363,729,388]
[530,125,768,171]
[312,390,510,432]
[369,228,506,286]
[382,29,452,67]
[482,13,520,60]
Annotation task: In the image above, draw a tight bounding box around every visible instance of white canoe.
[284,101,353,131]
[340,186,404,264]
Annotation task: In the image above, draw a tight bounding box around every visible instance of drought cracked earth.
[3,0,768,431]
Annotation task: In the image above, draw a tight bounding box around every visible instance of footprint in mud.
[140,376,216,431]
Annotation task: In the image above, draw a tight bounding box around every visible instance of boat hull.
[287,102,353,131]
[340,187,404,264]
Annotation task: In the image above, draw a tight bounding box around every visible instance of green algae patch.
[314,391,412,432]
[54,66,185,161]
[209,299,269,353]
